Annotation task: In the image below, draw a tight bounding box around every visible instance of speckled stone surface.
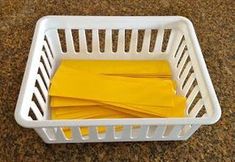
[0,0,234,161]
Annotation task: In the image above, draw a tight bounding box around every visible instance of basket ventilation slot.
[53,28,175,54]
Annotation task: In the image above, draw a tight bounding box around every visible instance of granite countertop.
[0,0,234,161]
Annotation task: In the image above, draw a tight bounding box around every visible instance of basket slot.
[179,62,192,84]
[71,127,83,141]
[55,127,67,141]
[141,29,151,52]
[186,86,200,108]
[41,51,52,76]
[161,29,171,52]
[187,90,207,117]
[181,71,196,92]
[137,29,144,52]
[37,71,48,95]
[138,125,149,139]
[177,54,190,78]
[92,29,100,53]
[130,125,140,139]
[43,41,54,65]
[32,93,45,117]
[33,88,47,113]
[121,125,131,139]
[34,128,50,142]
[149,29,158,52]
[98,30,105,52]
[31,92,45,119]
[34,128,54,142]
[45,30,62,55]
[163,125,173,136]
[105,29,112,53]
[79,29,87,53]
[58,29,67,53]
[39,63,50,88]
[177,51,189,71]
[174,40,186,65]
[45,128,57,140]
[125,29,132,52]
[176,50,188,69]
[44,37,54,59]
[28,109,36,120]
[189,99,204,117]
[165,29,176,54]
[71,29,80,53]
[154,29,164,53]
[113,125,122,139]
[95,126,105,139]
[146,126,157,138]
[36,74,48,102]
[182,73,196,93]
[171,33,184,58]
[85,29,92,53]
[173,36,185,58]
[179,124,200,138]
[65,29,75,54]
[30,101,43,120]
[112,30,119,52]
[104,126,115,140]
[165,125,183,138]
[196,106,208,117]
[117,29,125,53]
[178,60,192,80]
[154,125,166,138]
[129,29,138,53]
[89,126,98,139]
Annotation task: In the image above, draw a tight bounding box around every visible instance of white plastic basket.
[15,16,221,143]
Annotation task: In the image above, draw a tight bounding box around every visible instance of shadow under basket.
[15,16,221,143]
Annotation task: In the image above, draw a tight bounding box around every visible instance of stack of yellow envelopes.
[49,60,186,137]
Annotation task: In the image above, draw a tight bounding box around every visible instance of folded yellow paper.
[49,59,186,138]
[50,97,101,107]
[51,105,136,119]
[51,104,158,118]
[50,64,176,107]
[61,60,172,76]
[50,96,186,117]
